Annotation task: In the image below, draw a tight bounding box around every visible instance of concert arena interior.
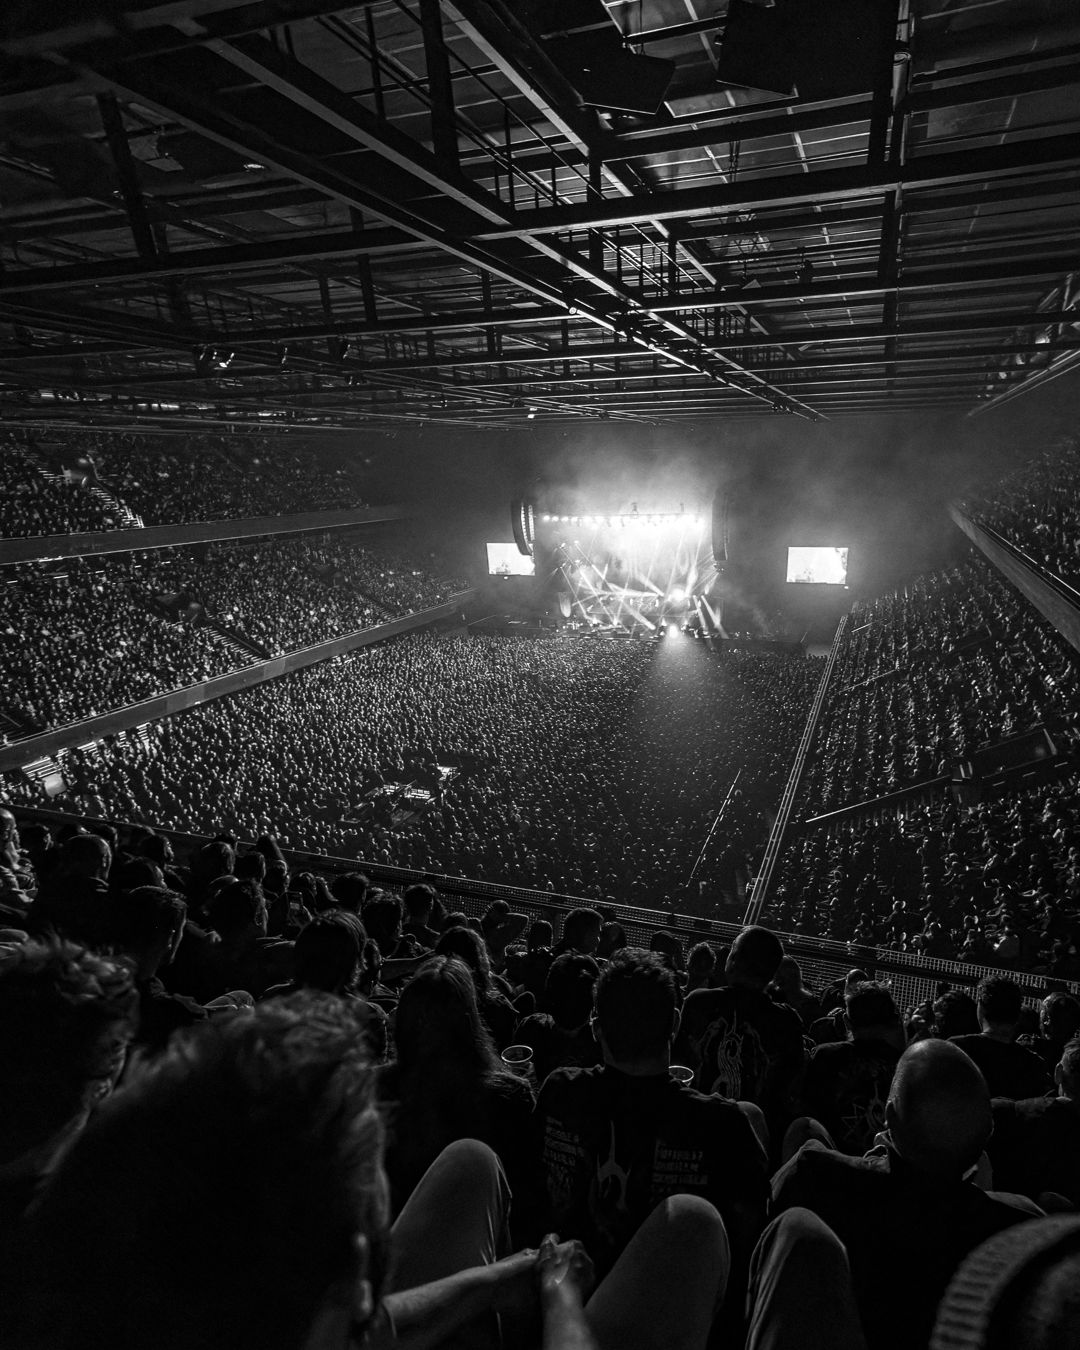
[4,1,1080,1346]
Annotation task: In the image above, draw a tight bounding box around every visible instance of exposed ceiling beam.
[483,134,1080,237]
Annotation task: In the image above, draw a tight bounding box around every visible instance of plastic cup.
[501,1045,534,1077]
[670,1064,695,1086]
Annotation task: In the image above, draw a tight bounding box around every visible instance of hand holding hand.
[537,1234,594,1304]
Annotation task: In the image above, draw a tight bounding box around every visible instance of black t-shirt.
[988,1095,1080,1205]
[535,1064,768,1276]
[800,1038,900,1156]
[772,1144,1031,1350]
[517,1015,601,1086]
[674,986,805,1125]
[949,1034,1051,1100]
[377,1065,535,1218]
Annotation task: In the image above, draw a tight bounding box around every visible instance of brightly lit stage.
[537,507,725,637]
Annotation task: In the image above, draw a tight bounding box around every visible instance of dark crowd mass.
[3,426,1080,1350]
[0,428,372,533]
[770,550,1080,973]
[3,633,821,908]
[962,435,1080,588]
[0,537,464,741]
[1,832,1078,1350]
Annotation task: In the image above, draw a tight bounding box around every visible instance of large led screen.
[786,546,849,585]
[487,542,535,577]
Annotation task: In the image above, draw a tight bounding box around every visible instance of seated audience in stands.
[190,876,293,1000]
[481,899,529,978]
[933,987,981,1039]
[401,883,441,949]
[64,428,370,526]
[28,833,113,949]
[0,439,126,538]
[435,924,519,1049]
[11,992,730,1350]
[377,955,534,1218]
[675,925,805,1140]
[0,560,239,736]
[797,982,904,1157]
[962,434,1080,591]
[277,910,388,1060]
[1025,991,1080,1076]
[769,956,822,1027]
[108,885,208,1053]
[517,952,602,1084]
[555,907,604,957]
[534,948,769,1327]
[771,1039,1037,1350]
[685,941,717,994]
[0,940,137,1237]
[0,807,36,915]
[988,1037,1080,1210]
[949,975,1051,1099]
[508,919,556,1001]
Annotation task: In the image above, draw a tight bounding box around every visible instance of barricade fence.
[13,807,1076,1015]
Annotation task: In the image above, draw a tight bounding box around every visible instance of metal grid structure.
[2,0,1079,433]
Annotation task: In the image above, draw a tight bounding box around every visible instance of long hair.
[393,956,502,1088]
[293,911,366,994]
[383,957,511,1208]
[434,925,494,995]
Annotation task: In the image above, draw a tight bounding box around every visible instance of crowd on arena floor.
[2,814,1079,1350]
[2,635,822,907]
[799,556,1080,817]
[962,435,1080,588]
[0,440,128,538]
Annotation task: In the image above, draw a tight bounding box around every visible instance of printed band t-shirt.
[801,1038,901,1155]
[536,1064,768,1274]
[674,986,805,1124]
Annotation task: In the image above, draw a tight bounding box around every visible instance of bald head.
[886,1039,991,1178]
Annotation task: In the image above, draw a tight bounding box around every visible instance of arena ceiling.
[1,0,1079,432]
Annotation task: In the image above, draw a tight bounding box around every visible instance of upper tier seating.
[961,435,1080,588]
[0,437,127,537]
[799,556,1078,818]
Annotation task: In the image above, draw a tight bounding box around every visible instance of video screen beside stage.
[487,542,534,577]
[786,546,849,586]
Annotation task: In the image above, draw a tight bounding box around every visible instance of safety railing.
[11,803,1076,1014]
[743,613,847,927]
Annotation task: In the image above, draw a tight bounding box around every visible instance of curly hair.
[595,948,677,1061]
[14,992,388,1350]
[0,938,137,1164]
